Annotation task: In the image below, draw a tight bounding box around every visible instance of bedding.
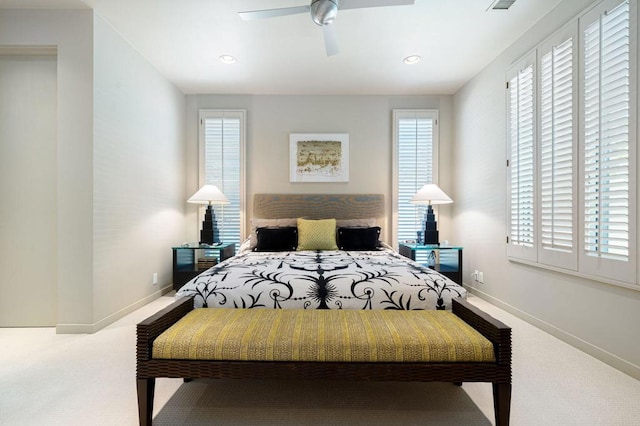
[175,247,466,310]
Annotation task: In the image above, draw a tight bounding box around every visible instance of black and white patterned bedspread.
[176,248,466,310]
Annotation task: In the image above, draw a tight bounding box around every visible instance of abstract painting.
[290,133,349,182]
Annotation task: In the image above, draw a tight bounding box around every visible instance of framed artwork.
[289,133,349,182]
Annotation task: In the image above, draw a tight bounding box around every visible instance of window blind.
[505,0,636,285]
[508,62,535,250]
[540,37,575,255]
[583,0,630,262]
[394,111,436,246]
[201,111,245,249]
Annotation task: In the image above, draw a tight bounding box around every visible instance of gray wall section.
[185,94,454,246]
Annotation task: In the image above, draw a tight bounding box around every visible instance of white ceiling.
[0,0,564,95]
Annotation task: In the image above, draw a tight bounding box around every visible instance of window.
[538,27,578,270]
[579,0,636,282]
[506,53,536,261]
[392,110,438,248]
[506,0,637,286]
[199,110,246,248]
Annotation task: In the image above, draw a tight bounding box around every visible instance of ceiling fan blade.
[238,5,310,21]
[338,0,414,10]
[322,24,339,56]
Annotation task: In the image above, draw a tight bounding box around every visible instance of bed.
[176,193,467,310]
[139,195,509,426]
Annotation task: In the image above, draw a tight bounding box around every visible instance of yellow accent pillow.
[296,218,338,251]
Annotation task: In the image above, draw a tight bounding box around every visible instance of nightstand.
[172,242,236,290]
[398,243,463,285]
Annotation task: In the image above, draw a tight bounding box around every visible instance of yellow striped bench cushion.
[152,308,495,363]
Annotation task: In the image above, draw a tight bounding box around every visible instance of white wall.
[185,94,454,244]
[0,53,57,326]
[0,9,95,330]
[452,0,640,379]
[0,10,186,332]
[92,15,186,324]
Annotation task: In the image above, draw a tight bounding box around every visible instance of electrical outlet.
[152,272,158,285]
[478,271,484,284]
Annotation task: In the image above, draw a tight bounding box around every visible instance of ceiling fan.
[238,0,415,56]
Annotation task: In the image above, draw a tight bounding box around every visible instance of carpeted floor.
[1,294,639,425]
[154,379,492,426]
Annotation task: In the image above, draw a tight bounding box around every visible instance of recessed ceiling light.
[403,55,421,65]
[219,55,237,64]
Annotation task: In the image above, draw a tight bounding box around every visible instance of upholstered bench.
[136,297,511,425]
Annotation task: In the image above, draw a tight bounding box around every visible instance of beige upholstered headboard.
[252,193,387,240]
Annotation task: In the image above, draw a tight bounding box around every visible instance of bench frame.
[136,297,511,425]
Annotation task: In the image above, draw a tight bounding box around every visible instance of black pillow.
[337,227,381,251]
[254,227,298,252]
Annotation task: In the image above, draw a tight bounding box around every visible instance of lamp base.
[200,205,220,245]
[423,229,439,245]
[423,204,439,245]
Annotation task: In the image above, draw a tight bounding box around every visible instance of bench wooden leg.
[137,378,155,426]
[493,382,511,426]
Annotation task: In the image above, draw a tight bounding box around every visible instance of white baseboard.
[466,287,640,381]
[56,285,173,334]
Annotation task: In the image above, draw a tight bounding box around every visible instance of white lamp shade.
[187,185,229,205]
[410,184,453,205]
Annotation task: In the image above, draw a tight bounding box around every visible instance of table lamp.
[410,184,453,245]
[188,185,229,245]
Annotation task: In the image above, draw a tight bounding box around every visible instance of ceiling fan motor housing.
[311,0,338,26]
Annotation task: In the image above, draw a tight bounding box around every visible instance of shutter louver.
[583,0,630,262]
[540,37,575,256]
[203,114,243,249]
[397,116,434,245]
[508,63,535,249]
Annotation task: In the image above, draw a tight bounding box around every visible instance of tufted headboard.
[252,193,387,241]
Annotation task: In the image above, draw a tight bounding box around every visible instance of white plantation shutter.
[393,110,438,248]
[579,0,636,283]
[507,54,536,261]
[538,31,578,269]
[199,110,246,249]
[504,0,637,287]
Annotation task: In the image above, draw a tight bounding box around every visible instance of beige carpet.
[153,379,492,426]
[2,294,640,425]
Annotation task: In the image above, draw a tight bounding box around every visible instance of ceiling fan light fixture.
[311,0,338,26]
[403,55,421,65]
[219,54,237,64]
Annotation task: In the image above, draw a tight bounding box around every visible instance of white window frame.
[505,0,638,288]
[392,109,439,249]
[198,109,247,246]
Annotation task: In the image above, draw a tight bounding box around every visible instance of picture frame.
[289,133,349,182]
